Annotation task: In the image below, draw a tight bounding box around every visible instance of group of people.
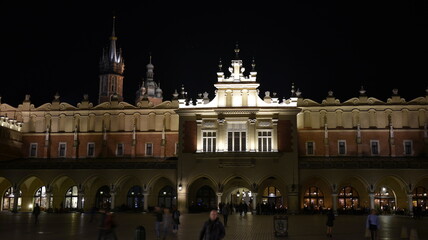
[154,206,181,240]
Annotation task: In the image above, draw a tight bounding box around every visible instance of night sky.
[1,2,427,107]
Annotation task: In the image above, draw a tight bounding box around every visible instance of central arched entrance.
[158,185,176,209]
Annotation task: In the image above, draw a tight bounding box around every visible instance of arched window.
[128,186,144,210]
[65,186,78,209]
[338,186,359,210]
[95,185,111,209]
[2,187,22,211]
[412,186,427,209]
[158,186,176,209]
[34,186,50,210]
[304,186,324,209]
[375,187,396,213]
[195,185,216,211]
[262,186,283,209]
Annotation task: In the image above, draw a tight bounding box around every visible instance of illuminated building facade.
[0,21,427,215]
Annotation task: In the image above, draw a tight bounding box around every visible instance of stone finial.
[328,90,334,97]
[251,57,256,71]
[218,58,222,71]
[172,89,179,99]
[198,93,202,99]
[265,91,270,97]
[425,87,428,96]
[291,82,296,96]
[54,92,60,100]
[111,93,119,101]
[272,92,277,97]
[359,86,366,96]
[203,92,209,99]
[24,94,31,101]
[296,88,302,97]
[392,88,399,95]
[83,94,89,101]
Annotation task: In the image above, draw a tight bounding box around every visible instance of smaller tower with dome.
[135,55,163,105]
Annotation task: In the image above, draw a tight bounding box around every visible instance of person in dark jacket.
[199,209,226,240]
[326,209,335,238]
[32,203,41,224]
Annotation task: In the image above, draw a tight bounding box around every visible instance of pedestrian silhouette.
[32,203,41,224]
[199,209,225,240]
[326,209,335,238]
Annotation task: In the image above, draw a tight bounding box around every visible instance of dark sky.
[1,2,427,107]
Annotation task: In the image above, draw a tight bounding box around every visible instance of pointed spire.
[111,16,116,39]
[234,41,240,59]
[109,15,118,63]
[218,58,223,71]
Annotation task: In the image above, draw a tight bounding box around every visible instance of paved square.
[0,211,426,239]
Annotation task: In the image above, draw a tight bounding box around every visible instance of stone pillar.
[407,194,414,217]
[77,192,84,210]
[287,184,299,214]
[272,118,278,152]
[177,190,187,213]
[252,193,258,214]
[369,192,375,210]
[248,119,255,152]
[216,192,223,211]
[13,186,20,212]
[46,191,52,210]
[331,193,338,215]
[143,192,149,212]
[110,192,116,210]
[196,119,202,152]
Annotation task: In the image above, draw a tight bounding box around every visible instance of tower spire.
[109,16,118,62]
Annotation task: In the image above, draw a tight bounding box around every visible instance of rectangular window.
[404,140,413,155]
[227,131,246,151]
[29,143,38,157]
[227,122,247,152]
[370,140,379,155]
[58,142,67,158]
[338,140,346,155]
[116,143,124,156]
[258,131,272,152]
[306,141,314,155]
[146,143,153,156]
[87,142,95,157]
[202,131,216,152]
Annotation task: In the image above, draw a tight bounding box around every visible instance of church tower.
[98,16,125,104]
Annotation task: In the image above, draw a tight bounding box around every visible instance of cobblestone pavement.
[0,211,426,239]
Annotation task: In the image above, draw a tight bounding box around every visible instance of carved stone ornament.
[203,121,216,128]
[258,120,271,127]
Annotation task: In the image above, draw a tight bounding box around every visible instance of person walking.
[366,209,380,240]
[160,207,174,240]
[325,209,335,238]
[102,209,118,240]
[221,204,229,227]
[199,209,226,240]
[154,206,163,240]
[172,206,181,234]
[32,203,41,224]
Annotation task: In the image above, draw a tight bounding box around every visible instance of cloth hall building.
[0,23,428,216]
